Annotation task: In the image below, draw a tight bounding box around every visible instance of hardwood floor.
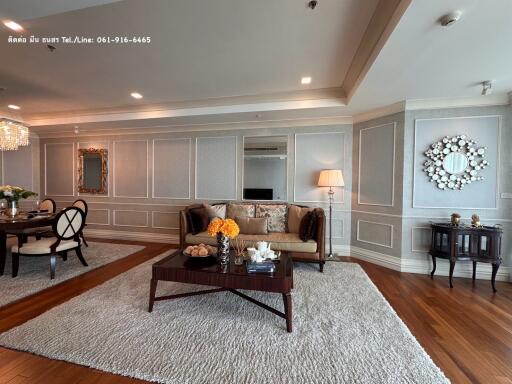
[0,244,511,384]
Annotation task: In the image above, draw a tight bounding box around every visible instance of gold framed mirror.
[78,148,108,194]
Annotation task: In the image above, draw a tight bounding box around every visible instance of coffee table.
[148,250,294,332]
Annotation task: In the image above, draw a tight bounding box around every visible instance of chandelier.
[0,120,30,151]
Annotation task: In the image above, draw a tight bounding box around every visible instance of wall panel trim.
[356,219,394,248]
[113,209,149,228]
[412,115,501,209]
[87,208,111,226]
[151,211,180,230]
[151,138,192,199]
[113,139,149,199]
[44,142,75,197]
[357,122,396,207]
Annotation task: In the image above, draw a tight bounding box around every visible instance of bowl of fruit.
[183,244,217,258]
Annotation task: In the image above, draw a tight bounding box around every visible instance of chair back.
[39,198,56,213]
[52,207,85,240]
[72,199,88,216]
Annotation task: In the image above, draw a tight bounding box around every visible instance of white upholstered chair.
[72,199,89,247]
[11,207,88,279]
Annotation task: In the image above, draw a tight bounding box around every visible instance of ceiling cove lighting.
[301,77,312,85]
[3,20,23,31]
[0,119,30,151]
[130,92,143,99]
[7,104,20,110]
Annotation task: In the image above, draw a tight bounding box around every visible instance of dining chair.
[11,207,88,279]
[72,199,89,247]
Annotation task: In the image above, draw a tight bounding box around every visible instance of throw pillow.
[235,216,268,235]
[227,203,255,219]
[255,204,287,232]
[299,211,317,242]
[186,207,209,235]
[203,203,226,219]
[287,205,312,233]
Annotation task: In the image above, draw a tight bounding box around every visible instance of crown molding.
[405,94,510,110]
[353,101,405,124]
[35,115,354,138]
[26,88,346,127]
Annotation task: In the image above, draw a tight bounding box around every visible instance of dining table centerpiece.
[207,218,240,265]
[0,185,38,217]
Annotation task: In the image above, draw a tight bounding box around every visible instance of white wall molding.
[353,101,405,124]
[357,122,396,207]
[151,211,180,230]
[405,94,510,111]
[44,142,75,197]
[332,245,351,256]
[35,116,353,139]
[350,246,402,271]
[402,257,510,282]
[113,210,150,228]
[151,138,192,200]
[85,228,178,244]
[87,208,111,226]
[293,131,346,204]
[412,115,502,210]
[113,139,149,199]
[356,220,394,248]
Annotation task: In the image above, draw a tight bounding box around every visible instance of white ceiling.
[0,0,378,116]
[0,0,511,132]
[349,0,512,113]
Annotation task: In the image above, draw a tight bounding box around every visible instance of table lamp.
[318,169,344,258]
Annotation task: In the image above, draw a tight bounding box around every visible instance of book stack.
[246,261,276,274]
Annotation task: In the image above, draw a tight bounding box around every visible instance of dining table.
[0,213,57,275]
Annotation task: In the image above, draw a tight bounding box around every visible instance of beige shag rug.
[0,240,144,307]
[0,253,448,383]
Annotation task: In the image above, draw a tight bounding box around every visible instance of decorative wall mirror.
[423,135,488,190]
[243,136,287,201]
[78,148,108,194]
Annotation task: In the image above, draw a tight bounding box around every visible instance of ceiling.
[0,0,511,133]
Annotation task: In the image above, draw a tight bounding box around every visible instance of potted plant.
[207,218,240,265]
[0,185,38,217]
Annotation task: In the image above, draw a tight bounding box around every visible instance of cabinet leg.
[472,261,477,281]
[449,260,455,289]
[430,255,436,277]
[491,263,499,293]
[282,292,292,333]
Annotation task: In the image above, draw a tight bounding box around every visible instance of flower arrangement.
[207,218,240,239]
[0,185,37,203]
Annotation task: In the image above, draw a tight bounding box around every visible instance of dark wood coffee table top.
[151,250,293,293]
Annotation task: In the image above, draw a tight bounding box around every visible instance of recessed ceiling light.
[3,20,23,31]
[130,92,143,99]
[301,77,312,85]
[7,104,20,110]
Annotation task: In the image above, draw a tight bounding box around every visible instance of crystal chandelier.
[0,120,30,151]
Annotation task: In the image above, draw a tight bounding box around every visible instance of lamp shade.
[318,169,344,187]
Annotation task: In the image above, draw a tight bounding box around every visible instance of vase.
[216,233,230,265]
[6,200,18,218]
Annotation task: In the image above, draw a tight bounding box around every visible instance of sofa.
[179,202,326,271]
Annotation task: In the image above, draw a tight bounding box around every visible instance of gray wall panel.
[45,143,74,196]
[113,140,148,198]
[153,138,191,199]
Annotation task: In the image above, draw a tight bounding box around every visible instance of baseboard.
[85,228,179,244]
[350,246,402,271]
[402,257,511,282]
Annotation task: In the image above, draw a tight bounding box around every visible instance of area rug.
[0,254,448,383]
[0,241,144,307]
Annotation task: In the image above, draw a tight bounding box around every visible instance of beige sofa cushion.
[287,205,312,233]
[185,232,317,253]
[203,204,226,219]
[255,204,287,232]
[227,203,255,219]
[235,216,268,235]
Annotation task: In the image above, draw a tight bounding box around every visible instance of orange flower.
[207,218,239,239]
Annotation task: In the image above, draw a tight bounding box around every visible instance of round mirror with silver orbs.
[423,135,489,191]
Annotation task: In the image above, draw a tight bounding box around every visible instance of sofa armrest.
[313,208,326,261]
[179,210,189,249]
